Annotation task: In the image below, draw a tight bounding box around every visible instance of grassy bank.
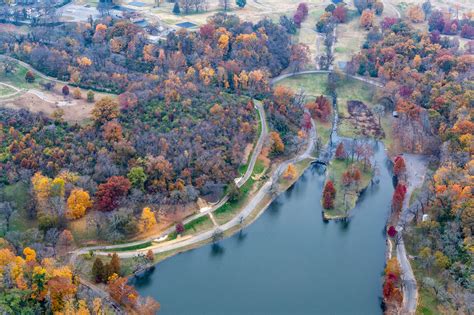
[323,159,373,219]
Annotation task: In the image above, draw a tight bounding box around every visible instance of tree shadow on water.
[234,229,248,243]
[210,243,225,257]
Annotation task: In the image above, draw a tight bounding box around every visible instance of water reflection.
[134,143,392,315]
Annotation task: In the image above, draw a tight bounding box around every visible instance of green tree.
[87,90,95,103]
[127,166,147,191]
[92,257,105,283]
[434,251,450,269]
[173,1,180,14]
[236,0,246,8]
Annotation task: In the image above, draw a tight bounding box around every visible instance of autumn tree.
[335,142,346,160]
[25,70,35,83]
[102,120,123,143]
[283,164,297,180]
[91,97,120,125]
[72,88,82,99]
[393,156,406,178]
[95,176,131,211]
[66,188,92,219]
[407,6,425,23]
[392,183,407,213]
[140,207,157,231]
[360,9,375,29]
[108,275,138,308]
[176,222,185,234]
[306,95,331,122]
[322,180,336,209]
[62,85,70,96]
[270,131,285,154]
[290,43,310,72]
[146,250,154,262]
[109,253,121,276]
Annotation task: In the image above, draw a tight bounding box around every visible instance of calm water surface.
[133,143,392,315]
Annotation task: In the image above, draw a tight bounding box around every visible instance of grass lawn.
[1,182,36,233]
[214,177,257,225]
[0,63,44,90]
[323,159,373,219]
[103,241,153,252]
[276,73,328,97]
[0,84,15,96]
[168,214,214,240]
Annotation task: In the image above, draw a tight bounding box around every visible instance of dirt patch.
[344,100,385,138]
[0,91,94,122]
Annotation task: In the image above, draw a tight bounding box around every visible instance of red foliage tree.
[96,176,131,211]
[387,225,397,238]
[306,95,332,122]
[381,17,398,30]
[391,183,407,213]
[335,142,346,160]
[332,5,347,23]
[393,156,406,177]
[322,180,336,209]
[62,85,70,96]
[293,3,309,27]
[176,222,185,234]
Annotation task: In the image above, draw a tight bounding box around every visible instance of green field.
[276,73,328,97]
[168,215,214,240]
[0,63,45,90]
[0,84,16,96]
[1,182,36,234]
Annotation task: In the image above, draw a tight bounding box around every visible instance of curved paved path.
[71,101,268,259]
[236,101,267,187]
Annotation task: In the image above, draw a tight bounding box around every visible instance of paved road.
[92,117,316,258]
[71,101,268,259]
[236,101,267,187]
[397,154,428,314]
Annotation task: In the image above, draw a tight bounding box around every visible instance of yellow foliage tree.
[140,207,157,231]
[92,97,119,125]
[31,172,51,202]
[67,189,93,220]
[283,164,297,180]
[23,247,36,262]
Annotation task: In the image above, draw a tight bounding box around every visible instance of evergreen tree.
[173,1,180,14]
[92,258,105,283]
[236,0,246,8]
[109,253,121,276]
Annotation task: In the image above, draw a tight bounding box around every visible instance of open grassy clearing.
[276,73,329,97]
[168,215,214,240]
[323,159,373,219]
[0,84,16,96]
[0,182,36,234]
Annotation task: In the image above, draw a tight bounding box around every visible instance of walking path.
[70,100,269,261]
[397,154,428,314]
[236,101,267,187]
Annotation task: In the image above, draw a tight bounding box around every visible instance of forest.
[347,16,472,312]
